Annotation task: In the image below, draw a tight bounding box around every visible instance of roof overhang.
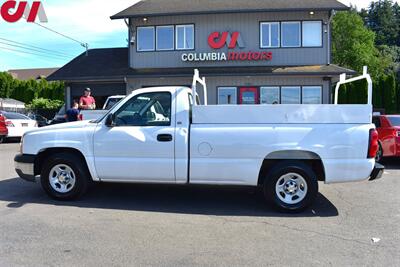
[51,65,356,83]
[111,7,348,20]
[111,0,349,20]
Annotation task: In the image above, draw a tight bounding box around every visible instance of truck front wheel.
[263,161,318,213]
[40,152,90,200]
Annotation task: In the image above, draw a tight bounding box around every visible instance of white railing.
[192,69,207,106]
[334,66,373,105]
[192,67,372,106]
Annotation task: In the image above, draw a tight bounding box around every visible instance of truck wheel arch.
[258,150,326,185]
[34,148,90,178]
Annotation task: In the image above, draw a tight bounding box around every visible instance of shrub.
[26,98,64,110]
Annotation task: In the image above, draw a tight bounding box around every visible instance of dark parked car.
[49,106,66,125]
[28,114,49,127]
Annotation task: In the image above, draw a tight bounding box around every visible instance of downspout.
[327,10,336,65]
[125,19,130,68]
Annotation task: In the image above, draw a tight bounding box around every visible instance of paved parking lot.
[0,141,399,267]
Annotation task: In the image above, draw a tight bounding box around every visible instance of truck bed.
[192,104,372,124]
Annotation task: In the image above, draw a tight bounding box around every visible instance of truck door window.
[114,92,171,127]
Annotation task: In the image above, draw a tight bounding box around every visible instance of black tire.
[263,161,318,213]
[40,152,90,200]
[0,136,4,144]
[376,143,383,163]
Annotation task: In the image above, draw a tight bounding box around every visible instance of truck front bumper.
[369,163,385,181]
[14,154,36,182]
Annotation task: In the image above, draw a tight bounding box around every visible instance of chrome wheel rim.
[49,164,76,193]
[275,173,308,205]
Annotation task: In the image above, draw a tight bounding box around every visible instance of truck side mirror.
[105,113,115,127]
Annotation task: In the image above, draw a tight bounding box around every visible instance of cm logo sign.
[1,0,48,23]
[208,31,245,49]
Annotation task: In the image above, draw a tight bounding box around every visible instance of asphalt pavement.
[0,141,399,267]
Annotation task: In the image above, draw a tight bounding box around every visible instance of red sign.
[181,31,273,62]
[1,1,47,23]
[239,87,259,104]
[208,31,244,49]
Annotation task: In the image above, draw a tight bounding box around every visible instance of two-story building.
[49,0,354,108]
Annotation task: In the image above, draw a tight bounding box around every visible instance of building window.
[156,26,174,51]
[260,22,280,48]
[218,87,237,105]
[302,21,322,47]
[137,26,155,51]
[260,87,280,104]
[281,22,301,47]
[281,86,301,104]
[176,25,194,50]
[302,86,322,104]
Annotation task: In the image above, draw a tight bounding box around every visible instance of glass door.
[239,87,259,105]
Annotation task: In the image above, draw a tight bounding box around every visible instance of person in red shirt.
[79,88,96,110]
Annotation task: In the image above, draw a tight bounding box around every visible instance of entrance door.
[239,87,259,105]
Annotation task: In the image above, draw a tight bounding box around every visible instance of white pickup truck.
[15,69,383,212]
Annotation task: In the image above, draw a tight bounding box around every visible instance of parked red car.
[0,113,8,143]
[373,114,400,161]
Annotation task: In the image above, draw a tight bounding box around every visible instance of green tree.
[378,45,400,73]
[332,11,391,80]
[0,72,14,98]
[373,78,384,109]
[338,84,348,104]
[396,78,400,111]
[383,72,397,113]
[346,79,368,104]
[368,0,399,46]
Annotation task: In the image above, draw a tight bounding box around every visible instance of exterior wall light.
[143,17,148,22]
[309,11,315,16]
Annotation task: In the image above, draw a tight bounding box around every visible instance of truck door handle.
[157,134,173,142]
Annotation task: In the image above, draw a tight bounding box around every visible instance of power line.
[0,46,70,61]
[0,37,74,57]
[33,22,89,53]
[0,41,70,60]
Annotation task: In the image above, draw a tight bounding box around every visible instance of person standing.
[65,101,81,122]
[79,88,96,110]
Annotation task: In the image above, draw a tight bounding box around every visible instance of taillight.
[78,114,83,120]
[368,129,379,158]
[393,129,400,137]
[5,120,14,127]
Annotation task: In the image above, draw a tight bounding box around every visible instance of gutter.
[110,7,349,20]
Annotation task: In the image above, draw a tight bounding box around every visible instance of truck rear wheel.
[263,161,318,213]
[40,152,90,200]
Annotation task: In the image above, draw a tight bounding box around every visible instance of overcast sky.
[0,0,399,71]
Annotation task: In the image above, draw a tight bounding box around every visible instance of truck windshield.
[388,117,400,126]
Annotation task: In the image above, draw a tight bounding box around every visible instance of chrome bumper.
[14,154,36,182]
